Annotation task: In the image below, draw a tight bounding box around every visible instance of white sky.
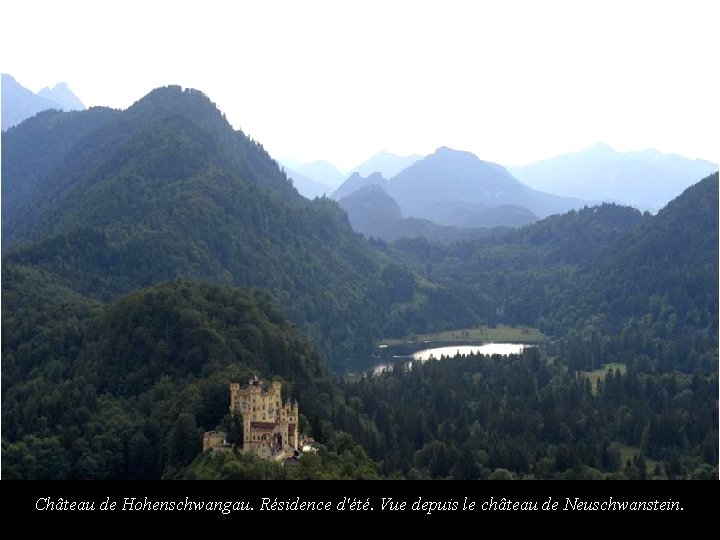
[1,0,718,169]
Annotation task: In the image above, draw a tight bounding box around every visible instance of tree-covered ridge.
[1,83,716,480]
[2,86,296,247]
[390,202,650,328]
[548,174,719,373]
[1,86,410,369]
[1,281,376,479]
[1,106,120,237]
[391,177,718,373]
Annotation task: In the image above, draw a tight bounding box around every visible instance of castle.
[203,376,299,461]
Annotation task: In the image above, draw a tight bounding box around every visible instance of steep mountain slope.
[2,86,299,246]
[1,85,392,369]
[350,150,422,178]
[510,143,718,210]
[389,147,584,220]
[2,106,121,235]
[567,172,719,331]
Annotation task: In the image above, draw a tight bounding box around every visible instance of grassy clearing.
[582,362,626,394]
[377,325,546,347]
[614,443,660,472]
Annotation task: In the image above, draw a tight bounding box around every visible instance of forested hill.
[578,172,718,323]
[392,175,718,371]
[2,85,296,246]
[1,281,377,479]
[1,86,399,369]
[2,84,716,480]
[547,173,719,371]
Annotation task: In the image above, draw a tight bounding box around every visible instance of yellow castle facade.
[203,376,299,461]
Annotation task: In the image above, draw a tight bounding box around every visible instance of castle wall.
[203,431,228,452]
[229,377,299,460]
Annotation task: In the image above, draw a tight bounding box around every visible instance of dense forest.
[1,281,378,479]
[1,86,717,479]
[2,87,428,371]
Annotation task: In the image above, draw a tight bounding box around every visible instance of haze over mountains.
[350,150,422,178]
[387,147,582,220]
[286,143,715,238]
[1,86,397,369]
[330,147,581,240]
[282,165,332,199]
[510,143,718,211]
[2,83,717,480]
[293,159,345,188]
[38,82,85,111]
[1,73,85,131]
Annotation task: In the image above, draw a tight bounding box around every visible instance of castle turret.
[223,375,300,461]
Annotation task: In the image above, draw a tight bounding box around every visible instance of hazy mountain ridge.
[332,171,389,200]
[338,182,536,242]
[1,74,85,131]
[350,150,423,178]
[332,147,578,236]
[38,82,85,111]
[510,143,718,210]
[390,147,584,220]
[2,86,299,246]
[283,166,332,199]
[2,82,716,481]
[294,159,346,188]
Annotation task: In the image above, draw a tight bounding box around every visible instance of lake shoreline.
[372,341,534,375]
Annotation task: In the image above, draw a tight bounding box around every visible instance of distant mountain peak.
[37,81,85,111]
[331,171,388,200]
[2,74,84,130]
[510,145,718,210]
[295,160,345,188]
[589,142,615,152]
[430,146,485,163]
[130,85,210,109]
[40,81,70,92]
[350,151,423,179]
[434,145,467,155]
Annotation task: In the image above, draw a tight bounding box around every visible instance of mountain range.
[331,147,583,238]
[1,74,85,131]
[2,83,716,480]
[1,85,396,370]
[290,143,715,239]
[510,143,718,210]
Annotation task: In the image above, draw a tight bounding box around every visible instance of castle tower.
[225,376,299,461]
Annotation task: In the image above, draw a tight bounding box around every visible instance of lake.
[413,342,529,360]
[373,342,530,375]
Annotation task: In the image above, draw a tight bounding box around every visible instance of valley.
[1,85,717,481]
